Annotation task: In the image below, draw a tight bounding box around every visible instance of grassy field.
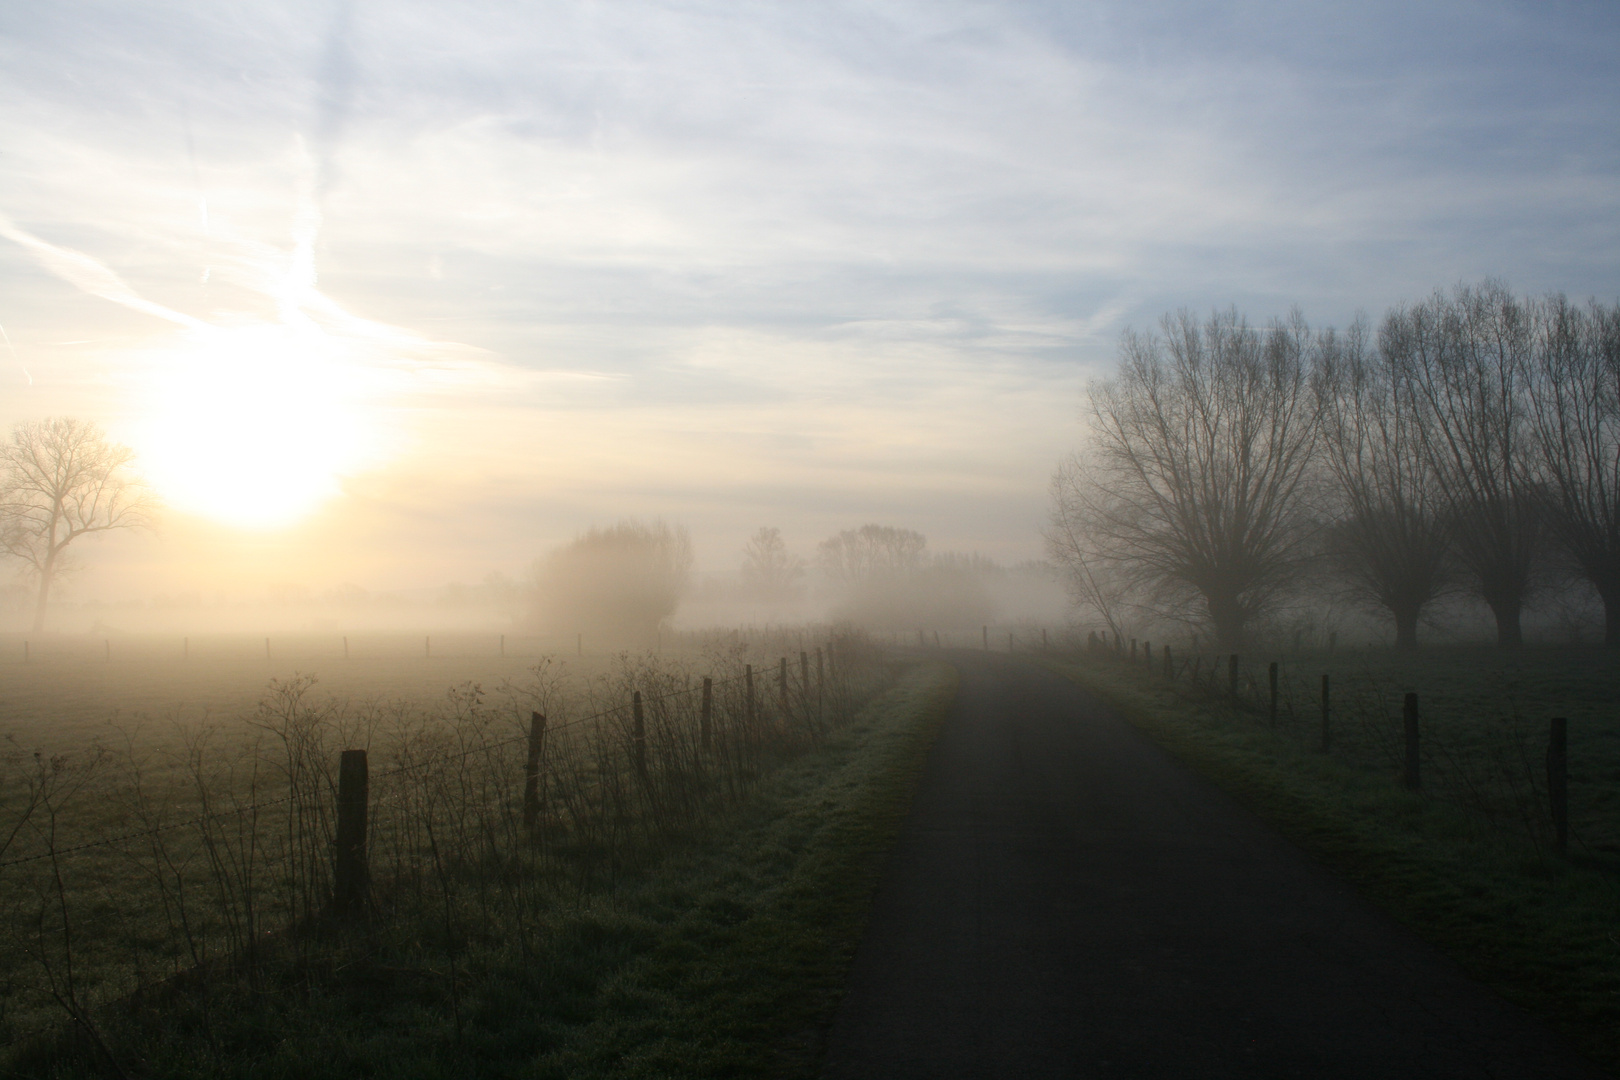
[0,630,789,751]
[0,629,951,1077]
[1047,644,1620,1072]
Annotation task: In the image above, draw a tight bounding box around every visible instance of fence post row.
[1548,717,1568,855]
[523,711,547,830]
[1402,692,1421,791]
[333,749,369,915]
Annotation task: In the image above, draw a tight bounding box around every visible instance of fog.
[1,4,1616,649]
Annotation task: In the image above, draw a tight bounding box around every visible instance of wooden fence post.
[1268,662,1279,726]
[1008,631,1014,653]
[1164,644,1173,679]
[333,749,369,915]
[23,640,27,664]
[778,656,788,713]
[1402,692,1421,791]
[745,664,755,729]
[632,691,648,784]
[1548,717,1568,855]
[523,712,547,830]
[1142,641,1150,667]
[700,677,713,751]
[800,650,809,700]
[1320,674,1331,752]
[1131,638,1137,663]
[934,631,941,649]
[1228,654,1239,699]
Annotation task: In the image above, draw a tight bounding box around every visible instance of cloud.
[0,0,1617,590]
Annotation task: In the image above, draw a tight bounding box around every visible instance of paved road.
[821,653,1608,1079]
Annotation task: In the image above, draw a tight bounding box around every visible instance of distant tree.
[1526,294,1620,643]
[1390,282,1544,646]
[1045,455,1132,640]
[740,527,804,604]
[1057,309,1323,650]
[0,417,153,632]
[531,520,692,648]
[1316,318,1455,649]
[816,524,926,585]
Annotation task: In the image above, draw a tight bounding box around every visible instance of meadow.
[1050,640,1620,1070]
[0,626,916,1076]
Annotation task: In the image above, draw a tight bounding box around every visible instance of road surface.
[820,653,1607,1079]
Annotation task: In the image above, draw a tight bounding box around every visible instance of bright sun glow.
[135,322,378,529]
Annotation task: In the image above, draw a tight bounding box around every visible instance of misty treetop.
[0,417,154,633]
[1049,281,1620,650]
[530,519,693,649]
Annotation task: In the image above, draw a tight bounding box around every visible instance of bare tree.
[1390,282,1543,646]
[816,524,926,585]
[740,526,805,605]
[1045,454,1132,639]
[1527,294,1620,643]
[1062,308,1322,650]
[0,418,153,632]
[1316,318,1455,649]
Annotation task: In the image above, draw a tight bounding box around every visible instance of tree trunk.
[1392,606,1420,651]
[31,569,52,634]
[1206,593,1246,653]
[1487,596,1523,647]
[1601,583,1620,646]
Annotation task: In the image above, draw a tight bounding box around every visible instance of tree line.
[1048,281,1620,650]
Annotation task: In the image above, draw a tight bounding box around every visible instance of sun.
[134,322,379,529]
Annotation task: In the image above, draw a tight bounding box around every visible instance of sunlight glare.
[135,322,378,529]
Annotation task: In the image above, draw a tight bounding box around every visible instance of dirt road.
[820,653,1606,1079]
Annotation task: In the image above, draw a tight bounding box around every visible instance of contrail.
[0,213,206,330]
[0,322,31,385]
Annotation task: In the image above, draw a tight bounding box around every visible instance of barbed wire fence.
[0,630,894,1062]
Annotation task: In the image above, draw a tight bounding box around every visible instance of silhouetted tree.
[1060,308,1322,650]
[0,417,153,632]
[1316,318,1455,649]
[531,520,692,648]
[1390,282,1544,646]
[1527,294,1620,643]
[816,524,926,585]
[1046,455,1132,640]
[740,526,805,605]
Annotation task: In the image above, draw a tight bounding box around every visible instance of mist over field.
[0,0,1615,653]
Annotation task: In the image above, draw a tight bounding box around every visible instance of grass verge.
[16,660,958,1079]
[1043,656,1620,1075]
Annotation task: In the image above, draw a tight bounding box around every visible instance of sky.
[1,0,1617,605]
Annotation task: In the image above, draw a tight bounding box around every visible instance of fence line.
[0,671,754,872]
